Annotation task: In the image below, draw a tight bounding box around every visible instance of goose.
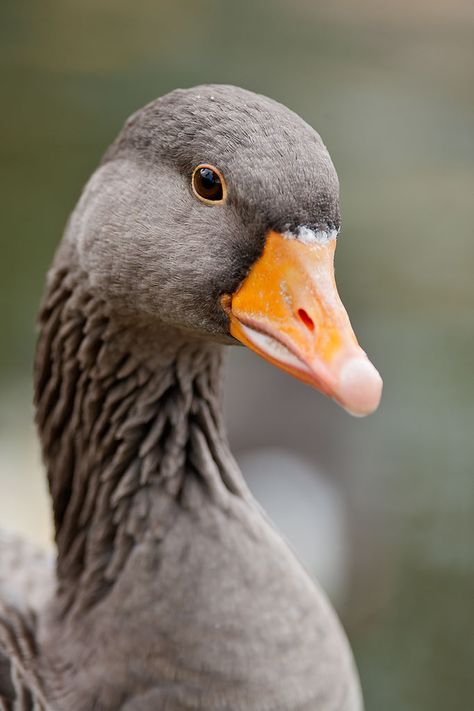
[0,84,382,711]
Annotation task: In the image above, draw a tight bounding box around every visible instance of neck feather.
[34,265,246,612]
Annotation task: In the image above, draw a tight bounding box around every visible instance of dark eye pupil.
[194,167,223,201]
[200,168,216,187]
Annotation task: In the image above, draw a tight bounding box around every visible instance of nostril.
[297,308,314,332]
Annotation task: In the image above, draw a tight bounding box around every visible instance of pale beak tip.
[338,357,383,417]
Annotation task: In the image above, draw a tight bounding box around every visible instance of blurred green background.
[0,1,473,709]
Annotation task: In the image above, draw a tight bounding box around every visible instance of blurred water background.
[1,1,473,708]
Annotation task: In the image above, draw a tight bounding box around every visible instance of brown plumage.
[0,85,382,710]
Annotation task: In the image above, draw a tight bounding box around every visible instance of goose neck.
[34,266,247,613]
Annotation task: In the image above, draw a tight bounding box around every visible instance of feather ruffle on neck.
[34,266,246,614]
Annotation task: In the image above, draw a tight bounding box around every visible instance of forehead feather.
[107,86,330,170]
[103,84,340,231]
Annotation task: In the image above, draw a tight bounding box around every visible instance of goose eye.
[192,164,226,204]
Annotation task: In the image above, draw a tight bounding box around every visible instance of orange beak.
[223,230,382,416]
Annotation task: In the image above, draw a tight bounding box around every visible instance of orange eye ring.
[191,164,227,205]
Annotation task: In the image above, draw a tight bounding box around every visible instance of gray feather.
[1,85,362,710]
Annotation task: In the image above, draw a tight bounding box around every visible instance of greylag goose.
[0,84,382,711]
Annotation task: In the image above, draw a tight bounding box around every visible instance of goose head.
[67,84,382,416]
